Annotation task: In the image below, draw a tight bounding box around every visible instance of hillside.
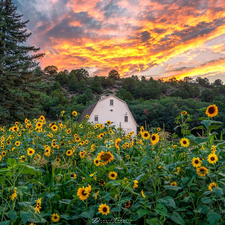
[32,67,225,134]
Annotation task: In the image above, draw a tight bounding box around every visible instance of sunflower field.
[0,104,225,225]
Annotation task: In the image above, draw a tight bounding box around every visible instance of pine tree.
[0,0,45,124]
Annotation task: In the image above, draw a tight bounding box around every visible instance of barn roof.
[77,102,98,123]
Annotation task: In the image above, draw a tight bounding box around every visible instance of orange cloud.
[19,0,225,80]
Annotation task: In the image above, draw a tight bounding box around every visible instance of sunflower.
[51,125,58,132]
[132,180,138,190]
[180,138,190,147]
[115,138,122,149]
[108,171,117,180]
[39,115,45,122]
[151,133,160,145]
[79,151,86,158]
[51,213,60,223]
[72,111,77,117]
[36,122,42,128]
[192,157,201,168]
[94,158,101,166]
[141,131,150,140]
[205,104,218,117]
[0,155,2,161]
[140,126,144,133]
[157,127,161,131]
[170,182,177,186]
[2,151,6,157]
[97,151,114,165]
[125,201,131,209]
[85,115,89,119]
[107,120,111,125]
[66,150,73,156]
[196,166,209,177]
[15,141,20,146]
[141,190,146,198]
[77,186,90,201]
[34,198,42,214]
[70,172,77,179]
[181,111,187,116]
[126,155,130,159]
[56,158,61,163]
[27,148,35,156]
[99,179,105,186]
[208,182,218,191]
[207,153,218,164]
[20,155,26,162]
[98,203,110,215]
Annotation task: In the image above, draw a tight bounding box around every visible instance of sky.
[13,0,225,82]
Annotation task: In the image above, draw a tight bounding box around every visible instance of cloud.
[11,0,225,81]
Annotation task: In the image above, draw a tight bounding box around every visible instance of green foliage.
[0,0,45,124]
[43,65,58,75]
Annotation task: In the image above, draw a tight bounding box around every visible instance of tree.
[70,68,89,82]
[183,77,193,83]
[108,69,120,80]
[55,71,68,85]
[44,65,58,75]
[213,79,223,86]
[52,81,61,91]
[0,0,45,124]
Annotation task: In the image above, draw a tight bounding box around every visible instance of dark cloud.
[141,31,150,42]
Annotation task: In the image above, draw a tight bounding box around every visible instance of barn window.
[110,99,114,106]
[94,115,98,121]
[124,116,128,122]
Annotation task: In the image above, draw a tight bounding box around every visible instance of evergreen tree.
[0,0,45,124]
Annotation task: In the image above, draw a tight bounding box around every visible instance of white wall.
[89,96,137,134]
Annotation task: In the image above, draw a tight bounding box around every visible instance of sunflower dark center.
[144,133,148,137]
[82,190,87,196]
[111,174,115,177]
[54,216,57,219]
[195,160,199,164]
[183,141,187,144]
[200,169,205,172]
[208,107,215,114]
[211,157,215,161]
[101,154,111,161]
[103,207,107,212]
[29,151,32,154]
[152,136,156,140]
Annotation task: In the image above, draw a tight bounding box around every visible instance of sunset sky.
[14,0,225,82]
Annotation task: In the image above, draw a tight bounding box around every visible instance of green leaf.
[201,120,212,129]
[201,197,212,204]
[17,186,28,196]
[207,211,221,224]
[137,208,148,219]
[111,207,121,212]
[7,210,17,220]
[80,209,95,219]
[195,205,209,214]
[19,165,37,175]
[7,158,16,167]
[20,211,31,224]
[29,212,47,223]
[158,196,176,209]
[28,179,45,187]
[213,187,223,198]
[164,186,181,191]
[208,125,222,132]
[60,215,72,220]
[170,212,185,225]
[146,218,158,225]
[154,204,168,217]
[0,221,11,225]
[198,107,207,112]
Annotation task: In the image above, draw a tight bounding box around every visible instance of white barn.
[78,95,138,134]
